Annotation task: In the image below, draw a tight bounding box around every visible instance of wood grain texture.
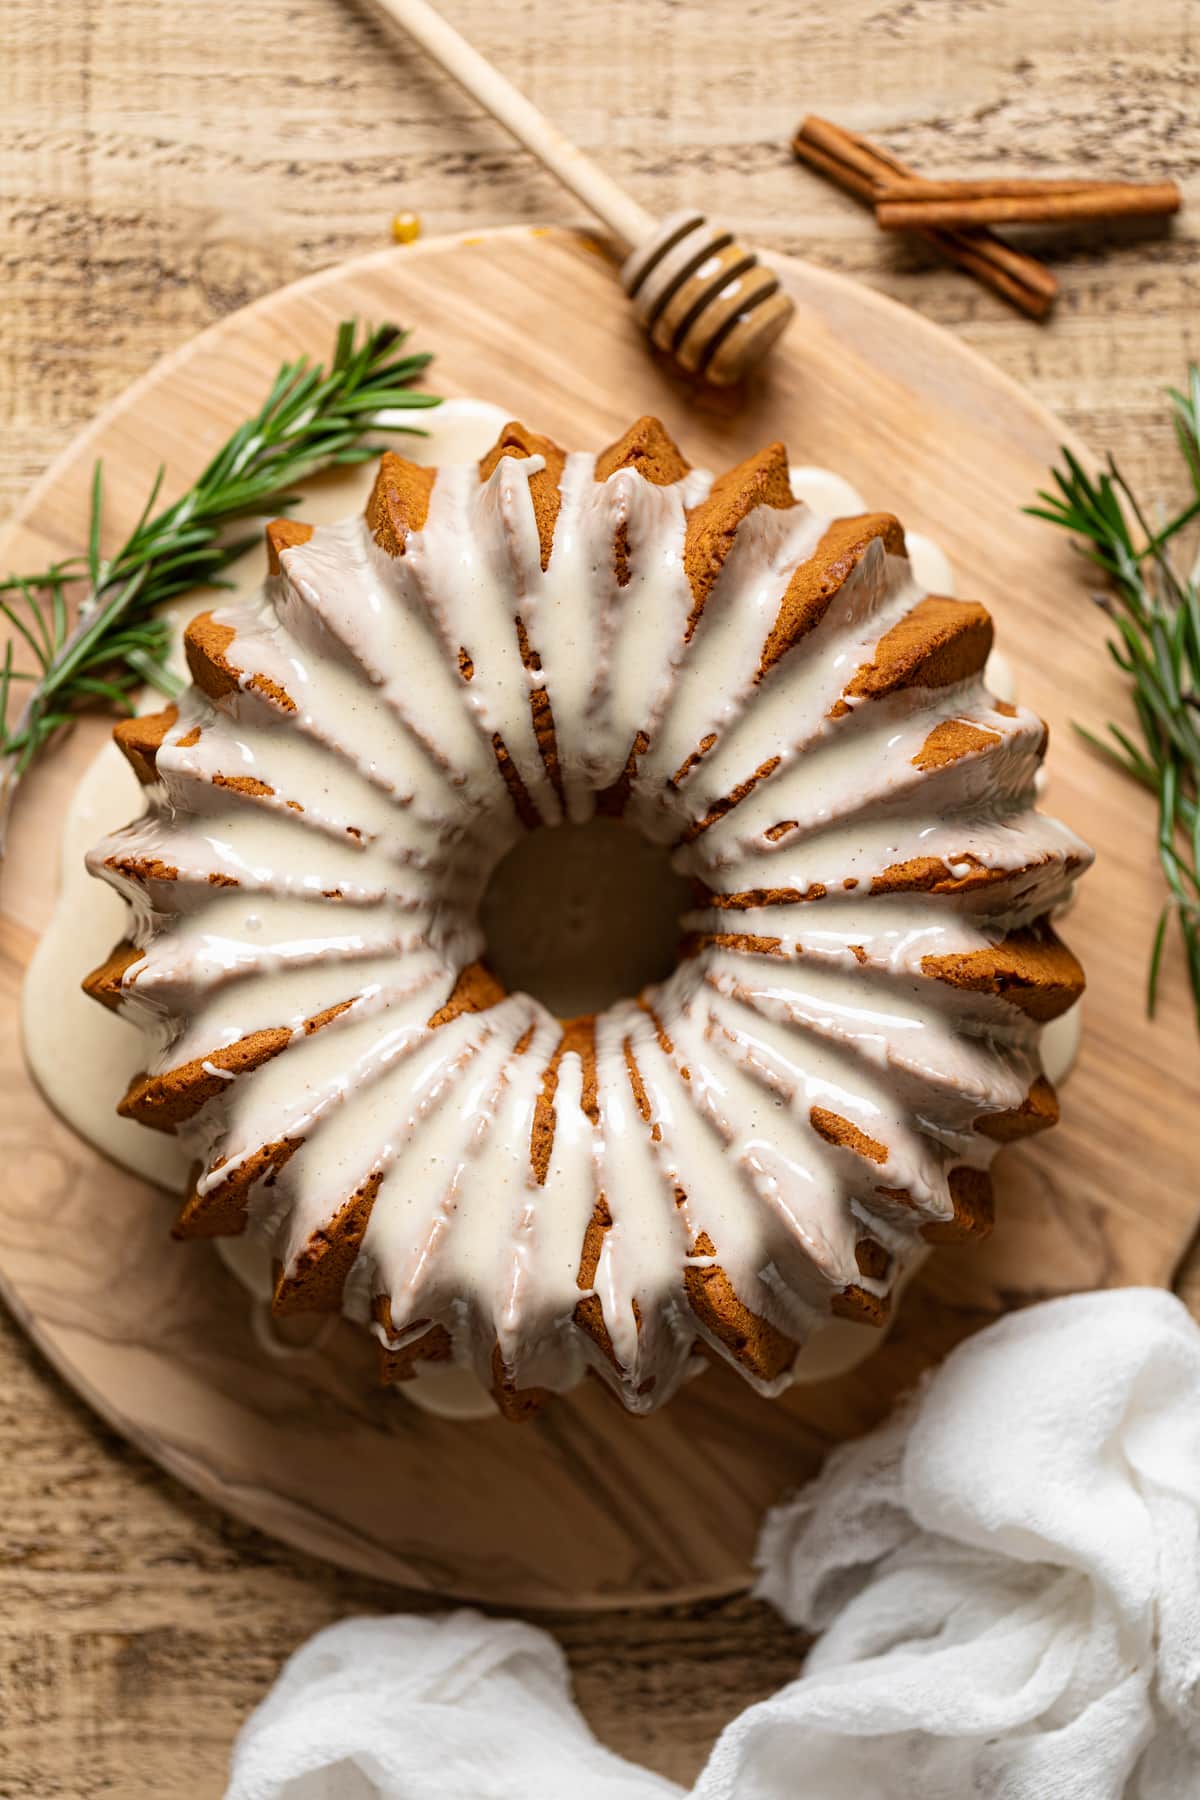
[1,3,1198,1792]
[3,217,1197,1599]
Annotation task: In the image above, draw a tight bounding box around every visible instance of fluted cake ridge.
[84,415,1091,1418]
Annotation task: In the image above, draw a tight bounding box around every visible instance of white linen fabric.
[226,1289,1200,1800]
[224,1611,679,1800]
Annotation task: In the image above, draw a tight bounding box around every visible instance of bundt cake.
[83,416,1091,1418]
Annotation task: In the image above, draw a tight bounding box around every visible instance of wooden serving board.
[0,225,1195,1610]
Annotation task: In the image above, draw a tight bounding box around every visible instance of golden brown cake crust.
[810,1106,889,1165]
[102,849,181,885]
[679,755,782,843]
[870,853,1046,898]
[680,929,783,958]
[683,442,794,639]
[855,1238,892,1281]
[489,730,541,829]
[760,514,905,677]
[533,1016,600,1185]
[514,615,566,809]
[478,422,566,572]
[81,939,143,1012]
[597,417,690,586]
[922,1167,996,1243]
[684,1230,798,1381]
[119,1000,352,1132]
[273,1171,382,1316]
[830,1283,891,1327]
[265,517,314,576]
[184,613,242,701]
[837,595,993,711]
[365,453,436,557]
[210,772,275,799]
[376,1315,454,1385]
[595,730,648,818]
[594,415,690,487]
[121,1027,292,1131]
[185,612,297,713]
[912,718,1003,772]
[976,1075,1060,1142]
[573,1194,624,1371]
[426,960,507,1029]
[173,1138,301,1239]
[489,1341,554,1422]
[922,920,1085,1022]
[112,706,178,784]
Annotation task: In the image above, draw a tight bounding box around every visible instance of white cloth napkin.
[226,1289,1200,1800]
[224,1611,677,1800]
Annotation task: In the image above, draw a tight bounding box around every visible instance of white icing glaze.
[23,740,193,1190]
[55,410,1095,1416]
[1041,1000,1083,1089]
[24,400,514,1195]
[906,529,955,601]
[216,1230,499,1417]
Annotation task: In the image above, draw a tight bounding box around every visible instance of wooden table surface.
[2,1,1197,1791]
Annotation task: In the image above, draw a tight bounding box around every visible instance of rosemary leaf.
[1148,905,1170,1015]
[1029,368,1200,1030]
[0,319,438,840]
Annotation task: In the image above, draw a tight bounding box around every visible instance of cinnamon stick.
[920,231,1057,315]
[881,176,1178,202]
[877,183,1182,230]
[800,116,898,193]
[796,129,1057,300]
[792,117,1058,319]
[791,136,878,206]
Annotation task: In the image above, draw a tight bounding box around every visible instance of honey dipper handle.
[364,0,657,253]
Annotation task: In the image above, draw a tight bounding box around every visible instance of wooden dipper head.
[621,212,795,386]
[360,0,794,386]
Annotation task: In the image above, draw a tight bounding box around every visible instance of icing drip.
[72,412,1092,1418]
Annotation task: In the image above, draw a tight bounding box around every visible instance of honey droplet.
[390,212,422,245]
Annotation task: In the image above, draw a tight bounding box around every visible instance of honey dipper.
[363,0,796,386]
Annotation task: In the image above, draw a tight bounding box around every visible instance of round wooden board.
[1,225,1196,1611]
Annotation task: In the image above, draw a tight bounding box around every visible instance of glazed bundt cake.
[83,415,1090,1418]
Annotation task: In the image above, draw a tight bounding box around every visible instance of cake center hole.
[479,818,694,1017]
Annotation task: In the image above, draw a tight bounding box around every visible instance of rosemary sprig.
[0,320,438,842]
[1027,365,1200,1028]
